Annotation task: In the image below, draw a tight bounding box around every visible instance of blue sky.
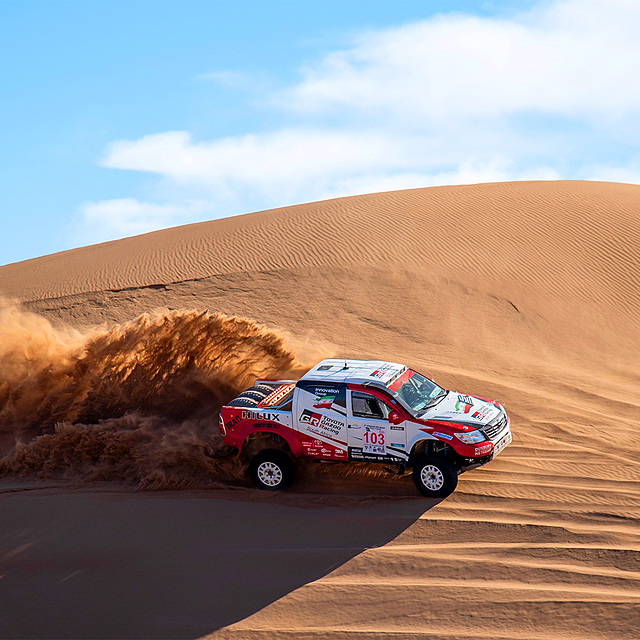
[1,0,639,266]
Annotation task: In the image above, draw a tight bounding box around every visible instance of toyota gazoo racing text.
[218,359,512,497]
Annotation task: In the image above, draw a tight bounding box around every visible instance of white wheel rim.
[257,461,283,487]
[420,464,444,491]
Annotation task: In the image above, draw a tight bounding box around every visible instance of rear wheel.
[249,449,295,491]
[412,455,458,498]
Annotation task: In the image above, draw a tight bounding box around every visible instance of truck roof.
[300,358,407,387]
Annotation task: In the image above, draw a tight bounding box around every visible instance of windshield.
[387,369,446,416]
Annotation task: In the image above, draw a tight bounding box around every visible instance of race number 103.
[363,425,385,454]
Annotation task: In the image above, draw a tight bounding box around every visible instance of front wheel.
[412,455,458,498]
[248,449,295,491]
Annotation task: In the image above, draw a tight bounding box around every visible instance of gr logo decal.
[299,409,322,427]
[299,409,345,437]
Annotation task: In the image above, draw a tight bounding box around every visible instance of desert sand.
[0,180,638,639]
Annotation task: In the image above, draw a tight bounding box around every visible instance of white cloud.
[100,128,563,209]
[282,0,640,123]
[102,130,406,185]
[87,0,640,240]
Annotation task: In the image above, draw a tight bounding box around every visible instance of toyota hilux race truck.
[218,359,512,498]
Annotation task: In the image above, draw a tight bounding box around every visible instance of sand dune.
[2,181,640,315]
[1,180,639,639]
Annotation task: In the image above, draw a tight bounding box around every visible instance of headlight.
[454,430,485,444]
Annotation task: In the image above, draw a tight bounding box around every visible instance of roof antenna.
[342,360,348,370]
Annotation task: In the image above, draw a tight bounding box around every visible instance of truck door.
[347,390,407,462]
[293,381,348,461]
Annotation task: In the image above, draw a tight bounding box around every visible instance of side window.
[351,392,390,419]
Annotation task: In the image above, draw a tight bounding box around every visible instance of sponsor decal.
[301,436,347,460]
[227,415,241,429]
[370,364,399,379]
[242,410,284,423]
[455,394,474,414]
[252,422,278,429]
[433,431,453,440]
[299,409,345,437]
[313,386,341,395]
[259,383,295,407]
[390,442,405,448]
[475,443,492,456]
[348,447,403,463]
[390,425,404,431]
[318,414,345,435]
[472,403,493,421]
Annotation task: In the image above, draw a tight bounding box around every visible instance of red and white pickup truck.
[219,359,511,497]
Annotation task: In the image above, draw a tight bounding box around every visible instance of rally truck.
[218,359,512,498]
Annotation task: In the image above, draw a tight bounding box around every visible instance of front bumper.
[490,428,512,460]
[456,417,512,470]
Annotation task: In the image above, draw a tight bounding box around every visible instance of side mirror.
[388,410,403,425]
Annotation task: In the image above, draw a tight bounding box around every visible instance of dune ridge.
[2,181,640,317]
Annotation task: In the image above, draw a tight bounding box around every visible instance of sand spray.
[0,303,305,489]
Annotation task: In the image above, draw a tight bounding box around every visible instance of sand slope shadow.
[0,485,432,639]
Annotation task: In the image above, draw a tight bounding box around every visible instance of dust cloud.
[0,304,303,489]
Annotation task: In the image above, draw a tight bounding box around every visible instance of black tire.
[227,397,259,408]
[248,449,295,491]
[241,389,269,402]
[254,384,276,395]
[412,455,458,498]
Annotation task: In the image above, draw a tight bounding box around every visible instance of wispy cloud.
[82,0,640,241]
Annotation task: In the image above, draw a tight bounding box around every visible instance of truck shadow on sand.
[0,476,435,639]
